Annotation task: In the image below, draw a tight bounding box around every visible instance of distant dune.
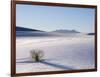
[16,31,57,37]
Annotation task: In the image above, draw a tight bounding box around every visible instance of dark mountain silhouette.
[87,33,95,35]
[16,27,81,37]
[16,26,43,32]
[52,29,80,33]
[16,26,55,37]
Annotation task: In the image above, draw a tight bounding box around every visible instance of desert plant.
[30,49,44,62]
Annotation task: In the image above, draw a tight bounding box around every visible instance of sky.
[16,4,95,33]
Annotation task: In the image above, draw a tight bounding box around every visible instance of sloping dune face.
[16,35,95,73]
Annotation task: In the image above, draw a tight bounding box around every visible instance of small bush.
[30,49,44,62]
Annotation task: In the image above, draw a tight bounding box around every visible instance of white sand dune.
[16,35,95,73]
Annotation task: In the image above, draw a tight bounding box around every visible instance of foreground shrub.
[30,49,44,62]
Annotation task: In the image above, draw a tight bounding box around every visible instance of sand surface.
[16,35,95,73]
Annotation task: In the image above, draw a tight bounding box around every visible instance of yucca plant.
[30,49,44,62]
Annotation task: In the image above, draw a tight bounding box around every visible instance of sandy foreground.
[16,36,95,73]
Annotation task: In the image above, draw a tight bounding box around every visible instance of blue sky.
[16,4,95,33]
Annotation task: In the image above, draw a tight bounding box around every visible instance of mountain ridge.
[16,26,44,32]
[52,29,80,33]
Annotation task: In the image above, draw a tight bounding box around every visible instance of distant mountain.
[87,33,95,35]
[16,27,81,37]
[16,26,43,32]
[16,26,54,37]
[52,29,80,33]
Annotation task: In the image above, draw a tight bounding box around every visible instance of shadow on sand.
[40,61,75,70]
[16,58,75,70]
[16,57,30,60]
[16,60,37,63]
[16,57,36,63]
